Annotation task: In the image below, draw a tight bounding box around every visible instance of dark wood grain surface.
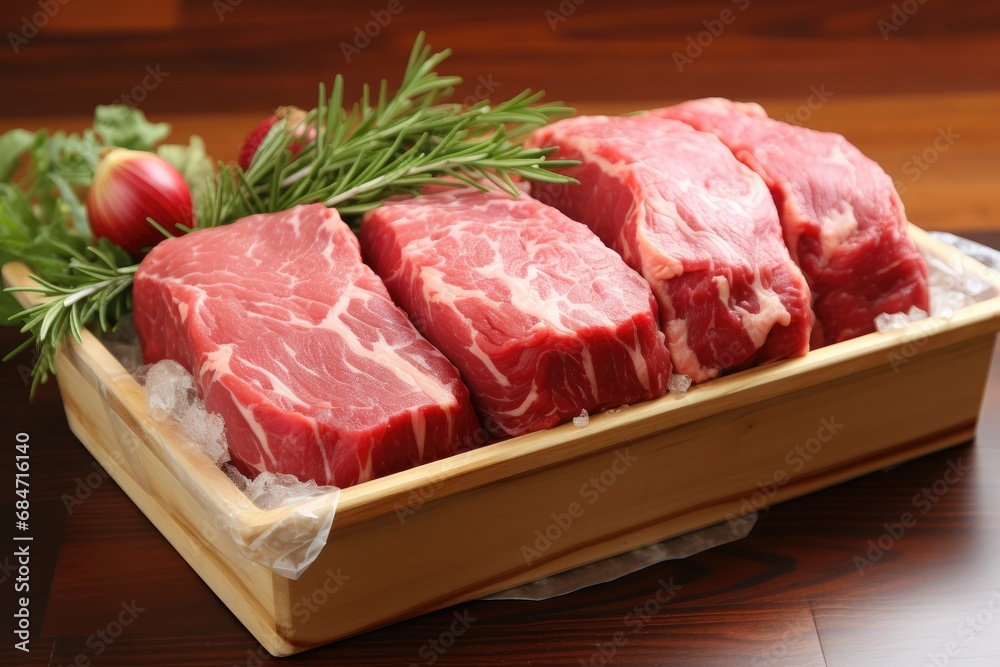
[1,2,999,665]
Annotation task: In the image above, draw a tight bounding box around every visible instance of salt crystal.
[668,373,692,396]
[572,409,590,427]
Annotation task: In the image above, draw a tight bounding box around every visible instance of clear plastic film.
[484,514,757,601]
[97,341,339,580]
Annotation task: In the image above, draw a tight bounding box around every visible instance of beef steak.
[649,98,930,345]
[360,188,672,436]
[134,204,481,488]
[528,115,812,382]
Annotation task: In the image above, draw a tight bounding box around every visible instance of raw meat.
[648,98,930,345]
[133,204,481,488]
[360,188,672,437]
[527,115,812,382]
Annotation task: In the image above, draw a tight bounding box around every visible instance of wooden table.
[2,2,1000,664]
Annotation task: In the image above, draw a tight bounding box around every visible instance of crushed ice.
[874,305,928,332]
[223,466,326,511]
[668,373,692,396]
[930,232,1000,273]
[874,234,999,329]
[140,359,325,510]
[573,409,590,427]
[923,242,993,317]
[144,360,230,467]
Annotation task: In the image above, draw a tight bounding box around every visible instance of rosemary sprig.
[5,242,135,396]
[197,32,577,228]
[4,32,578,393]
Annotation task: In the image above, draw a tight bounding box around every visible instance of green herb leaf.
[0,106,185,392]
[93,105,171,151]
[0,129,40,182]
[4,248,136,396]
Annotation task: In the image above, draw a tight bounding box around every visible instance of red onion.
[237,106,315,171]
[87,148,193,256]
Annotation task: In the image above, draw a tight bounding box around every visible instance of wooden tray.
[5,225,1000,656]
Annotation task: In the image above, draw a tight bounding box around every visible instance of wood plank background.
[2,0,998,114]
[1,0,998,231]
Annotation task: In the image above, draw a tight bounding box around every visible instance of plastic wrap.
[485,514,758,601]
